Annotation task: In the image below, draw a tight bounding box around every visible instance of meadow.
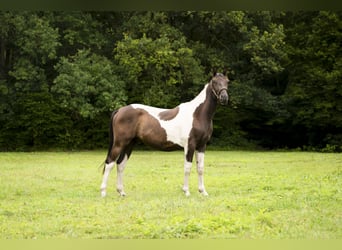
[0,150,341,239]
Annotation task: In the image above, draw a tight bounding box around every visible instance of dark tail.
[103,110,119,174]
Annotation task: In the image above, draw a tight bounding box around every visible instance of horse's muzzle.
[219,92,229,105]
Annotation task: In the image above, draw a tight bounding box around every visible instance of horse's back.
[114,104,182,150]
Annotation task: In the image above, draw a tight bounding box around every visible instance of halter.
[209,81,228,100]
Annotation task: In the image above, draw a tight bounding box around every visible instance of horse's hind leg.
[116,153,128,196]
[100,146,121,197]
[101,161,115,197]
[116,141,135,196]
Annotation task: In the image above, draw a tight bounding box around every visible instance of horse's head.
[210,73,229,105]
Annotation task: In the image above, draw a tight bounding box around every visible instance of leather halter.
[209,81,228,99]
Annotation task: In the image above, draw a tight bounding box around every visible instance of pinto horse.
[101,73,229,197]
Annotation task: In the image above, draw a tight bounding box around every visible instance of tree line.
[0,11,341,151]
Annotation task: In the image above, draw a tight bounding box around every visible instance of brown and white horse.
[101,73,229,197]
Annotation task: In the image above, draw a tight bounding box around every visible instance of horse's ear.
[211,67,217,77]
[223,67,229,76]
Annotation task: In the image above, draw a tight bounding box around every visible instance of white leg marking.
[100,162,115,197]
[117,154,128,196]
[196,151,208,196]
[182,160,192,197]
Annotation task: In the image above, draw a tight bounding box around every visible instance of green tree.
[1,11,340,150]
[1,92,70,150]
[174,11,289,147]
[52,49,126,119]
[52,11,110,56]
[0,12,62,150]
[284,11,342,147]
[114,12,205,107]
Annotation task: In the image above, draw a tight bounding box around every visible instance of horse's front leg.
[195,151,208,196]
[182,146,194,196]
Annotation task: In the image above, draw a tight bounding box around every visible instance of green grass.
[0,151,341,239]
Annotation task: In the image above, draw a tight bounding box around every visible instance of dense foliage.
[0,11,341,151]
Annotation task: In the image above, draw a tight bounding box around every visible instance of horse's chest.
[159,110,194,147]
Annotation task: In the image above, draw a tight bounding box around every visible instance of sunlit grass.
[0,151,341,239]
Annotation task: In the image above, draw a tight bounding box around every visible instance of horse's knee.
[184,161,192,175]
[196,152,205,174]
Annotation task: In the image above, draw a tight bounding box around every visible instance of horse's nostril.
[220,94,228,105]
[220,96,228,105]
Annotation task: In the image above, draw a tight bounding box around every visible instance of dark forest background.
[0,11,341,151]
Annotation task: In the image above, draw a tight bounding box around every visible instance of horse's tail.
[103,110,119,174]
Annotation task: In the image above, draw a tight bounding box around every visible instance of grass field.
[0,150,341,239]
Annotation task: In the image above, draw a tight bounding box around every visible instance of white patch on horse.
[100,161,115,197]
[131,84,208,147]
[196,151,208,196]
[117,154,128,196]
[182,160,192,196]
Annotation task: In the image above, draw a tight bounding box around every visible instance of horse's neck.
[191,84,218,121]
[190,84,208,104]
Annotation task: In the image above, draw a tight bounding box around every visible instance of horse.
[100,73,229,197]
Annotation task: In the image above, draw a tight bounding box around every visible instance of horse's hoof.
[182,187,191,197]
[199,189,209,196]
[118,191,126,197]
[201,191,209,196]
[101,190,107,198]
